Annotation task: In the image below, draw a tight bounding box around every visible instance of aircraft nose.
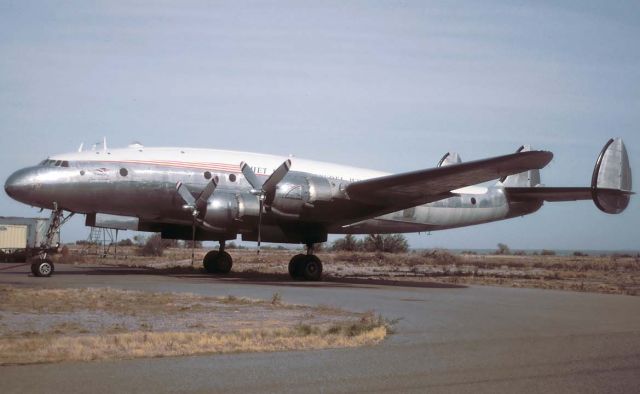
[4,168,32,201]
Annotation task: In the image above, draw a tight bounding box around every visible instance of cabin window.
[80,170,85,176]
[119,168,128,177]
[204,171,212,180]
[471,197,477,205]
[228,174,236,182]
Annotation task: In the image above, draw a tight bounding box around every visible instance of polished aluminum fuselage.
[4,146,540,242]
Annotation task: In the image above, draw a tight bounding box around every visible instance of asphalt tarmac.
[1,263,639,393]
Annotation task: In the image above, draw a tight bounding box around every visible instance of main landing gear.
[202,240,233,274]
[288,243,323,281]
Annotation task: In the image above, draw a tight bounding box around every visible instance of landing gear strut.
[30,203,74,277]
[288,243,323,281]
[203,240,233,274]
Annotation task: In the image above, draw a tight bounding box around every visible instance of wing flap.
[346,151,553,207]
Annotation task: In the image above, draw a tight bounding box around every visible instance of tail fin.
[500,145,541,187]
[592,138,632,213]
[437,152,462,167]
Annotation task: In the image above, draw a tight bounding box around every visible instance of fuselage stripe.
[82,160,241,172]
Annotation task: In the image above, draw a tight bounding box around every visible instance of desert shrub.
[115,238,134,246]
[573,251,588,257]
[495,243,511,255]
[363,234,409,253]
[541,249,556,256]
[139,234,169,256]
[331,234,362,252]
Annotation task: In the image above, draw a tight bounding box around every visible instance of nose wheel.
[31,259,54,277]
[288,244,323,281]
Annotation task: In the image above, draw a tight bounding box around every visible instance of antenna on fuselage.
[103,137,107,152]
[78,142,84,152]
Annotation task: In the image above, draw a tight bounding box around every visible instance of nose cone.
[4,168,33,202]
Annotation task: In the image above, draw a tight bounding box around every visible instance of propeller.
[240,160,291,255]
[176,177,218,265]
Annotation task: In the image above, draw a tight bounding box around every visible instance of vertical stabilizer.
[592,138,632,213]
[501,145,541,187]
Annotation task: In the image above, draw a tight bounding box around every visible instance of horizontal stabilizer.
[505,138,633,214]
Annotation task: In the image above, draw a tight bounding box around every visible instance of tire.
[288,254,306,278]
[203,251,219,273]
[215,251,233,274]
[301,255,322,281]
[33,259,54,277]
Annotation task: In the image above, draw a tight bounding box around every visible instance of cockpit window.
[39,159,48,166]
[61,161,69,167]
[54,160,62,166]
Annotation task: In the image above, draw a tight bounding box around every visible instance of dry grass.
[0,285,389,365]
[0,326,386,365]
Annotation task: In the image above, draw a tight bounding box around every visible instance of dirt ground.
[61,246,640,296]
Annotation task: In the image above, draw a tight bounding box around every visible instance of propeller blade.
[261,159,291,194]
[195,177,218,213]
[176,181,196,207]
[191,216,196,266]
[240,162,262,191]
[257,196,264,256]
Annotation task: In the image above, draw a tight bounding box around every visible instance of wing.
[346,151,553,208]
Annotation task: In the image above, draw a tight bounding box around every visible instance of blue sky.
[1,1,638,250]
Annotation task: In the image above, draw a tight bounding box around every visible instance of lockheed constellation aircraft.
[4,138,632,280]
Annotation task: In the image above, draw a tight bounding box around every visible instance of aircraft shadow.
[1,264,467,290]
[51,265,467,290]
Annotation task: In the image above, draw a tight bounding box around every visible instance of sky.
[0,1,638,251]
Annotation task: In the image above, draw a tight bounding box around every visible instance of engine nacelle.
[202,192,239,231]
[269,174,347,216]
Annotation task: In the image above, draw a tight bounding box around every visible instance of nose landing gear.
[30,203,74,277]
[288,243,323,281]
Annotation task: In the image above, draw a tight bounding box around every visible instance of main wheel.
[202,251,233,274]
[215,251,233,274]
[32,259,54,277]
[203,251,219,273]
[300,255,322,281]
[288,254,306,278]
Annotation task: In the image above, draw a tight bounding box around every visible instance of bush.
[331,234,362,252]
[362,234,409,253]
[541,249,556,256]
[139,234,173,256]
[117,238,134,247]
[496,243,511,255]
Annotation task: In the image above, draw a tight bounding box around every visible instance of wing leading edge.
[346,150,553,208]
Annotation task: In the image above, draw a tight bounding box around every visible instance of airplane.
[3,138,632,280]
